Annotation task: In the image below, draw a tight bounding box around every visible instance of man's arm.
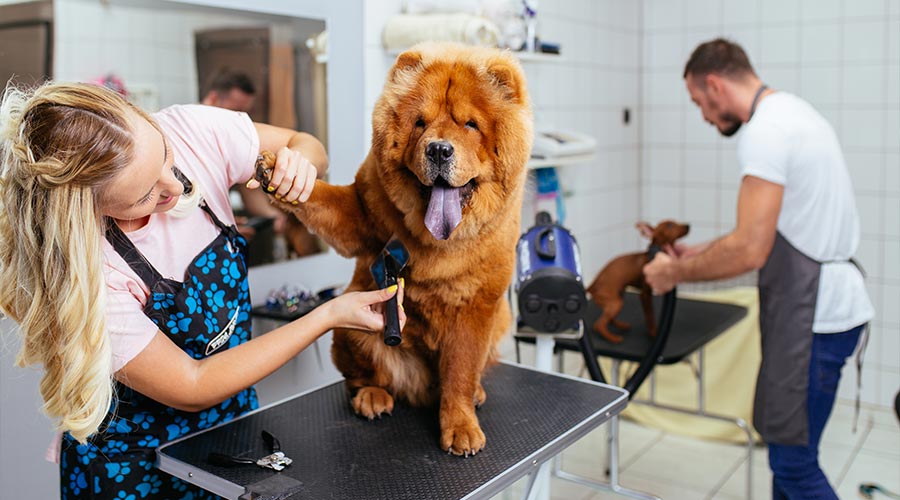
[644,175,783,293]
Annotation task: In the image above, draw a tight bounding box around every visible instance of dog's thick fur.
[267,43,532,456]
[586,221,690,344]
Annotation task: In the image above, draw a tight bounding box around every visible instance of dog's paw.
[351,386,394,420]
[473,384,486,408]
[441,422,486,457]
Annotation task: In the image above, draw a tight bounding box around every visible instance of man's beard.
[717,112,742,137]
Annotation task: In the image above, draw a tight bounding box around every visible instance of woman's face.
[101,112,183,223]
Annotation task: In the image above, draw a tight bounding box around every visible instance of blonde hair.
[0,81,157,443]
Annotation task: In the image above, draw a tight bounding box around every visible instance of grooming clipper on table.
[586,221,690,344]
[257,42,532,456]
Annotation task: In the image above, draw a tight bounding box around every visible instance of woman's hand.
[246,146,318,204]
[320,281,407,333]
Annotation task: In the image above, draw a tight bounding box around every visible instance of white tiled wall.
[362,0,643,280]
[641,0,900,407]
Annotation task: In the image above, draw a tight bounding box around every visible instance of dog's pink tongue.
[424,185,462,240]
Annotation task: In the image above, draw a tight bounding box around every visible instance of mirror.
[9,0,330,266]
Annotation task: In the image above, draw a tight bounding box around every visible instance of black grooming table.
[517,291,748,363]
[157,362,627,499]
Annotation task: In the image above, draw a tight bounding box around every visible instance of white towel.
[404,0,482,15]
[382,13,501,51]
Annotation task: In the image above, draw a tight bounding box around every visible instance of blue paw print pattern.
[101,439,129,456]
[166,311,192,335]
[106,461,132,483]
[68,466,88,496]
[115,491,136,500]
[196,249,217,274]
[203,315,220,337]
[220,257,242,287]
[108,417,133,435]
[204,282,226,312]
[75,443,97,465]
[197,407,220,429]
[165,416,191,441]
[132,413,155,431]
[135,474,163,498]
[137,435,160,448]
[185,286,202,314]
[152,292,175,310]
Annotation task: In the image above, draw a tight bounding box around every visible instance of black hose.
[578,327,607,384]
[623,288,677,398]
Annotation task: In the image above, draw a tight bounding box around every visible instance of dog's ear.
[389,50,423,84]
[486,58,526,103]
[636,222,654,239]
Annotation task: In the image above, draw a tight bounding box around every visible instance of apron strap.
[105,220,164,288]
[852,322,870,433]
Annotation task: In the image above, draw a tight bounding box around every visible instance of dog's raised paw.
[441,423,486,457]
[351,386,394,420]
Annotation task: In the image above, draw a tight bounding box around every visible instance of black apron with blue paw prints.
[60,181,257,499]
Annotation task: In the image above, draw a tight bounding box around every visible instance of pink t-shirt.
[47,105,259,463]
[103,104,259,372]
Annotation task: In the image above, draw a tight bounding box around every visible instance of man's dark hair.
[206,70,256,96]
[683,38,756,83]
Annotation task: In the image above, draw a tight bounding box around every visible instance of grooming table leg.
[552,359,662,500]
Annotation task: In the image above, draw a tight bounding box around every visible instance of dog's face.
[637,220,691,246]
[370,43,533,242]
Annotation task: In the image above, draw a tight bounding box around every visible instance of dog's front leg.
[274,181,379,258]
[437,315,494,457]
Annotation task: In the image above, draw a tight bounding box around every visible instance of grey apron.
[753,232,820,446]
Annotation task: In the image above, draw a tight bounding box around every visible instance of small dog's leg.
[611,318,631,331]
[594,317,625,343]
[593,299,625,343]
[639,287,657,337]
[351,386,395,420]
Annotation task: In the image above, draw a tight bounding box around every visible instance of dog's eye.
[415,118,426,128]
[465,120,479,131]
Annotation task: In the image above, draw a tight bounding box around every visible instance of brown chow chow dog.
[260,42,532,456]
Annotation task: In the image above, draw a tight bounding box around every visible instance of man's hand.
[643,252,680,295]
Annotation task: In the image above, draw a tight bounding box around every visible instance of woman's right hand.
[320,282,407,333]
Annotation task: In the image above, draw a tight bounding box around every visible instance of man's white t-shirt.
[737,92,874,333]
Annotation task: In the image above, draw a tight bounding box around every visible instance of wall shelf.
[527,153,595,169]
[385,47,561,63]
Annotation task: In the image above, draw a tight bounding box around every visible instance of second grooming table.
[157,362,628,499]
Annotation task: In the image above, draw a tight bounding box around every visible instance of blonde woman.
[0,82,404,499]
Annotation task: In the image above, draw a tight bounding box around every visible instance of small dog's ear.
[636,222,654,239]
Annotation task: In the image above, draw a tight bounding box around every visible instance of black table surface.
[518,291,748,363]
[157,362,628,500]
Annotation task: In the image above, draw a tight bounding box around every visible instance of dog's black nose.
[426,141,454,166]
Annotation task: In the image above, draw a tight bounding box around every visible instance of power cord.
[860,483,900,499]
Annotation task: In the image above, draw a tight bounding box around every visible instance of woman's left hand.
[247,146,318,204]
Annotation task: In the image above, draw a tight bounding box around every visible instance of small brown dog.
[586,221,690,343]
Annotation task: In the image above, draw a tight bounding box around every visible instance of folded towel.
[404,0,482,15]
[382,13,501,51]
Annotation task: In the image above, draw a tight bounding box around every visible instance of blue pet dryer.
[516,211,586,334]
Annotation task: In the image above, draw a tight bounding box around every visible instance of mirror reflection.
[0,0,329,266]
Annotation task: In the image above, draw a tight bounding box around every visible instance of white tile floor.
[492,340,900,500]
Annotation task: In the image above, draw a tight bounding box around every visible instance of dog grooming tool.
[370,239,410,346]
